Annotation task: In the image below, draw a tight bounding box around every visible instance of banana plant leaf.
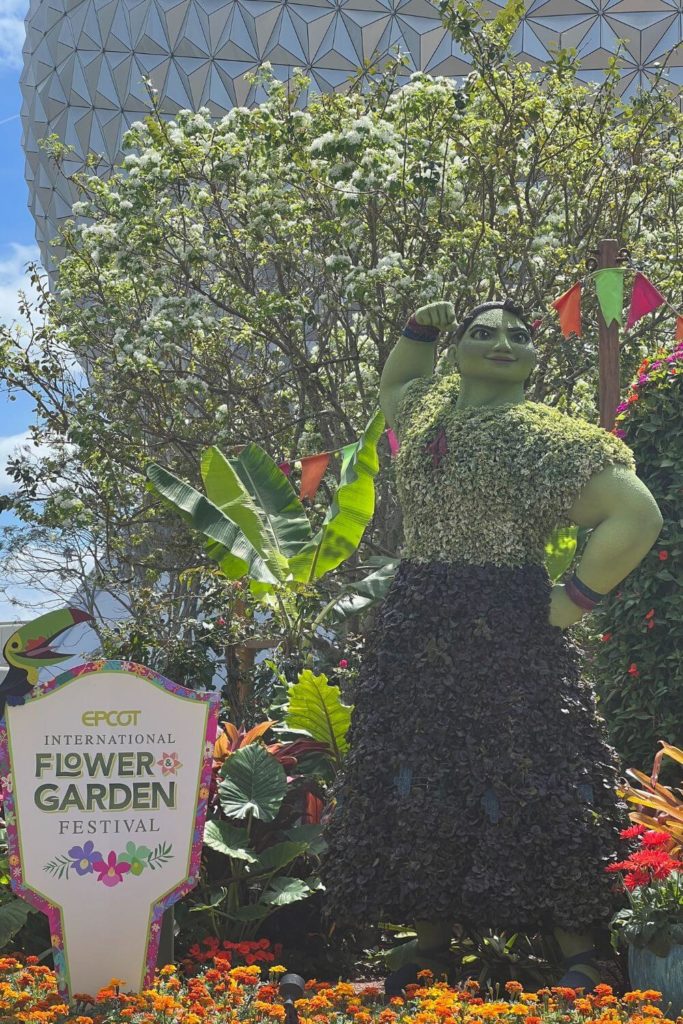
[218,743,287,822]
[282,669,352,766]
[288,409,385,583]
[146,463,282,583]
[330,557,399,621]
[200,447,275,560]
[230,443,312,559]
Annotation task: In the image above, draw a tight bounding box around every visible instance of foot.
[557,950,600,993]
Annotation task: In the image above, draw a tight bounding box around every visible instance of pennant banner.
[594,268,625,327]
[278,461,292,477]
[677,317,683,342]
[299,453,330,500]
[386,428,400,456]
[626,272,666,330]
[552,282,582,339]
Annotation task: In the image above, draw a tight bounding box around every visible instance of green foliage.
[544,527,578,583]
[610,873,683,957]
[0,896,34,949]
[279,669,353,766]
[147,410,383,588]
[591,348,683,779]
[218,745,288,822]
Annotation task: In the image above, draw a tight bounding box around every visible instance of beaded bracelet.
[402,315,440,343]
[565,572,606,612]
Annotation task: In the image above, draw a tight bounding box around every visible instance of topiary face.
[449,309,537,384]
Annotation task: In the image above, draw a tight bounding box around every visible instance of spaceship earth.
[21,0,683,267]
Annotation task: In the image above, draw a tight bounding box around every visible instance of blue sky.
[0,1,49,620]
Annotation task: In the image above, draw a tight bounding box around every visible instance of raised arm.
[380,302,456,430]
[550,464,663,628]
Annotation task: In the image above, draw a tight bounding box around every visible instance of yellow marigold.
[159,964,177,976]
[108,977,127,989]
[574,998,593,1013]
[185,1016,202,1024]
[520,994,539,1004]
[270,966,288,975]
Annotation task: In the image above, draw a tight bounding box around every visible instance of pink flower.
[157,752,183,776]
[627,663,639,677]
[92,851,131,887]
[615,402,629,414]
[613,429,626,439]
[659,550,669,561]
[338,659,349,669]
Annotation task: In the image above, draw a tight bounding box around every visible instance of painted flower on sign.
[68,841,102,876]
[92,851,131,887]
[119,842,151,876]
[157,752,182,776]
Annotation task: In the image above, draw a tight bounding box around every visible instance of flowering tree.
[1,3,682,660]
[591,344,683,779]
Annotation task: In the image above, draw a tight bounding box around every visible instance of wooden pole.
[596,238,621,431]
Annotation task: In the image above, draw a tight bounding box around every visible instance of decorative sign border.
[0,659,219,995]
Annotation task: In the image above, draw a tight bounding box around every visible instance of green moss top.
[394,373,635,568]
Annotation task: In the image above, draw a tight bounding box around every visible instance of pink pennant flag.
[386,428,400,456]
[626,272,666,330]
[278,461,292,477]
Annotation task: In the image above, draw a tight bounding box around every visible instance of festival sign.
[0,659,219,998]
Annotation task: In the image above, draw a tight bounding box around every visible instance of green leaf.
[261,876,312,906]
[224,903,273,922]
[544,525,578,582]
[285,824,328,856]
[200,447,275,560]
[0,897,33,948]
[146,463,281,583]
[190,887,229,911]
[288,409,384,582]
[203,820,257,861]
[330,558,398,621]
[231,443,312,558]
[218,744,287,822]
[283,669,352,764]
[245,841,308,876]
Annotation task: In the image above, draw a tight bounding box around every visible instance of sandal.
[557,948,600,992]
[384,944,454,1000]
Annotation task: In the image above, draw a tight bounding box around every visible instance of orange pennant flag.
[551,282,582,338]
[299,453,330,501]
[676,316,683,342]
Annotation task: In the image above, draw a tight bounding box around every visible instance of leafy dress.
[322,374,634,933]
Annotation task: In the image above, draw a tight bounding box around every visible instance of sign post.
[0,659,219,998]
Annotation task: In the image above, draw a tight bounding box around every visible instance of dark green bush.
[591,342,683,781]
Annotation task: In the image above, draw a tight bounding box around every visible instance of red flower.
[659,550,669,561]
[620,824,648,839]
[645,609,655,620]
[601,633,612,643]
[627,663,639,677]
[647,621,655,630]
[338,659,349,669]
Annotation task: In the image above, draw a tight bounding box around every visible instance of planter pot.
[628,943,683,1016]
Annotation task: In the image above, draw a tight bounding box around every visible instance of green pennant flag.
[594,268,626,327]
[340,442,358,478]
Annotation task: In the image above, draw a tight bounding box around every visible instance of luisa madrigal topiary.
[591,340,683,782]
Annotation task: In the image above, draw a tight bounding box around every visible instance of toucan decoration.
[0,607,94,717]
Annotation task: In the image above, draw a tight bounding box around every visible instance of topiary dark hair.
[454,299,533,341]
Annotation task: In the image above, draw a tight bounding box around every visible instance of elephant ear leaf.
[146,463,281,583]
[282,669,352,767]
[288,409,384,582]
[230,444,312,559]
[218,744,287,822]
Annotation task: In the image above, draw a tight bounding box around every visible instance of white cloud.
[0,242,42,328]
[0,0,27,71]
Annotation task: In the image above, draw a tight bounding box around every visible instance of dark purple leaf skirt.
[321,560,626,933]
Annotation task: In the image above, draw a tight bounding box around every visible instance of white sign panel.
[0,660,218,998]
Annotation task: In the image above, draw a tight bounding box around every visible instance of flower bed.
[0,957,675,1024]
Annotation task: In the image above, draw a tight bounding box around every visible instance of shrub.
[591,342,683,780]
